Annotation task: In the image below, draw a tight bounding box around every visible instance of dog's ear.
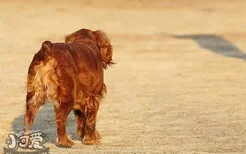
[92,30,114,69]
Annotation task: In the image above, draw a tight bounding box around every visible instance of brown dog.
[23,29,114,146]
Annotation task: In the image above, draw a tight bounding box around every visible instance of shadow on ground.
[166,33,246,60]
[12,103,79,144]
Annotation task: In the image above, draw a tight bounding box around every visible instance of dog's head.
[65,28,114,69]
[65,29,95,44]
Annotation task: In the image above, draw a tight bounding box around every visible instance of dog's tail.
[27,40,53,78]
[92,30,115,69]
[24,41,55,133]
[26,41,53,96]
[39,40,53,58]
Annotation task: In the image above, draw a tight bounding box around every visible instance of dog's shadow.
[12,103,79,144]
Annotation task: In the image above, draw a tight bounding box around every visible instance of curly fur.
[24,29,114,147]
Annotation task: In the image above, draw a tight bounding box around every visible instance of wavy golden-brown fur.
[24,29,114,147]
[65,29,114,69]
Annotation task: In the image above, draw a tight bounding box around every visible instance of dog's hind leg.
[73,108,86,138]
[54,100,74,147]
[24,90,46,134]
[83,95,100,145]
[24,62,46,134]
[73,102,101,140]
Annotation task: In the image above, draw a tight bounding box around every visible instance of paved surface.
[0,0,246,153]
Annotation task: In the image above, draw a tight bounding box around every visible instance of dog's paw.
[83,133,100,145]
[57,135,74,147]
[83,138,100,145]
[95,130,101,139]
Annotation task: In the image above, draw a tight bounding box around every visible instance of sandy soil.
[1,0,246,153]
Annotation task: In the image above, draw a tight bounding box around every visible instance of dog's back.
[27,40,104,108]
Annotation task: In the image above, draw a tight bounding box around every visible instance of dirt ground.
[1,0,246,153]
